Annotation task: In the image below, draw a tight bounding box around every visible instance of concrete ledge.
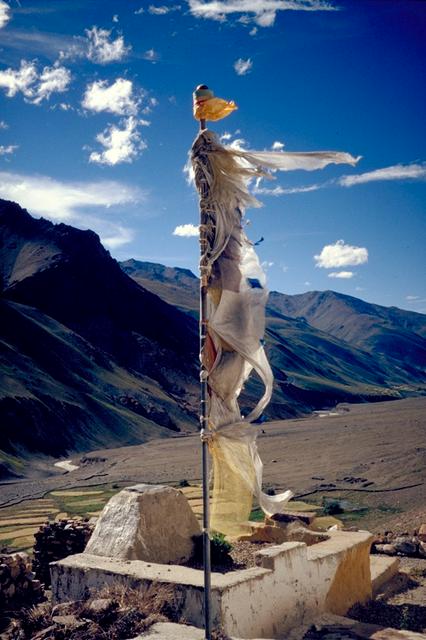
[370,555,400,597]
[51,530,374,639]
[130,622,204,639]
[130,622,273,640]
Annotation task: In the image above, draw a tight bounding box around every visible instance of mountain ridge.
[1,199,425,478]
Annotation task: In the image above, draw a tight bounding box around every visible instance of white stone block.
[84,484,201,564]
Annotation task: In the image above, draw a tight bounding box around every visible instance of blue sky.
[0,0,425,312]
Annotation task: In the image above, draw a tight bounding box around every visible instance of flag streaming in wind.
[191,96,360,537]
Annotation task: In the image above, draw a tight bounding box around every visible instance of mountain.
[121,259,198,317]
[1,200,425,478]
[267,290,426,381]
[119,260,426,411]
[0,200,199,477]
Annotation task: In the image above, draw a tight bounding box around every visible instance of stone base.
[51,530,375,639]
[370,555,400,597]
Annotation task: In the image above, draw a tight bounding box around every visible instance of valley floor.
[0,397,425,542]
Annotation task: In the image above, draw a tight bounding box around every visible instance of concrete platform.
[129,622,270,639]
[129,622,204,639]
[51,530,374,639]
[370,555,400,596]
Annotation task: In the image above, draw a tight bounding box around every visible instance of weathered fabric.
[191,130,360,537]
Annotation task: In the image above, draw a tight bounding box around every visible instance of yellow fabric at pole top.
[194,97,237,122]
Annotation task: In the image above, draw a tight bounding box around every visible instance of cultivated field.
[0,397,424,552]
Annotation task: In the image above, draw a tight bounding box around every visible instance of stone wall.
[33,520,94,586]
[0,552,42,605]
[51,530,374,639]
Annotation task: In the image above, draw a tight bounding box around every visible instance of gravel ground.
[1,397,425,534]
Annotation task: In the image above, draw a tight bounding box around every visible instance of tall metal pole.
[197,112,212,640]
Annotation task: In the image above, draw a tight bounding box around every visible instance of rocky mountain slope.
[121,259,426,400]
[1,200,425,478]
[268,290,426,380]
[0,200,199,477]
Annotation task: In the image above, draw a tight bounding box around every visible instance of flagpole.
[197,101,212,640]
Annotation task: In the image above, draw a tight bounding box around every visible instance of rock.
[84,484,201,564]
[418,523,426,542]
[87,597,115,615]
[284,522,328,546]
[10,564,21,579]
[418,541,426,558]
[238,522,288,544]
[394,538,418,555]
[52,602,77,617]
[52,614,87,629]
[381,544,397,555]
[32,625,57,639]
[267,510,315,526]
[32,519,94,586]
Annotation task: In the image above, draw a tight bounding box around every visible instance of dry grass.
[0,527,38,541]
[0,517,47,527]
[4,582,186,639]
[0,486,120,553]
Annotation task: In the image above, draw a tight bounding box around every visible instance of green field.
[0,485,122,553]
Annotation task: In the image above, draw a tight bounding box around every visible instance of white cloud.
[406,295,420,301]
[58,27,130,63]
[338,162,426,187]
[228,138,248,150]
[0,59,71,104]
[34,64,71,104]
[0,171,144,219]
[102,225,134,249]
[271,140,285,151]
[0,144,18,156]
[148,4,181,14]
[86,26,130,64]
[188,0,337,27]
[314,239,368,269]
[0,60,39,98]
[112,14,119,22]
[89,116,147,166]
[253,183,321,196]
[328,271,355,279]
[0,120,8,129]
[234,57,253,75]
[82,78,139,116]
[219,132,232,142]
[261,260,274,270]
[143,48,160,61]
[173,223,199,237]
[0,0,10,28]
[249,26,258,35]
[134,7,145,14]
[0,170,144,247]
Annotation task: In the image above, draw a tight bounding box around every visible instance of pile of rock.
[0,552,42,604]
[238,512,328,546]
[33,519,94,586]
[372,524,426,558]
